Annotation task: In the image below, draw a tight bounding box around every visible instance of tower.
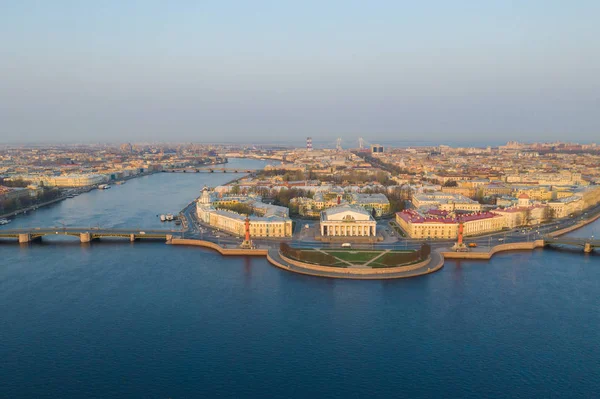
[336,137,342,151]
[244,215,250,242]
[240,214,253,249]
[358,137,364,150]
[306,137,312,152]
[200,186,211,204]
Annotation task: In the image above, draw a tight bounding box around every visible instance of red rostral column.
[458,221,464,245]
[244,215,250,242]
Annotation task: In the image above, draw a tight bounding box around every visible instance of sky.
[1,0,599,144]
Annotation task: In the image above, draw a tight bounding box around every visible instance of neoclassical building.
[319,205,377,237]
[196,187,293,238]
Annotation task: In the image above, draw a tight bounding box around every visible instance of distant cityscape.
[1,140,599,244]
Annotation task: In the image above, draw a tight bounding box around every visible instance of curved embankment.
[170,210,599,277]
[442,211,600,261]
[441,240,545,260]
[169,238,268,256]
[547,212,600,238]
[269,251,444,280]
[169,238,443,279]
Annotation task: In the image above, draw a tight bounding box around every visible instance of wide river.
[1,158,598,398]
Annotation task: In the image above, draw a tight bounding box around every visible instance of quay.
[0,228,176,243]
[1,207,597,279]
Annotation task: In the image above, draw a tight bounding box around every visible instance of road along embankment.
[548,212,600,238]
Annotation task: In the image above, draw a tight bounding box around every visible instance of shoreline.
[169,238,444,279]
[170,209,599,279]
[0,195,68,219]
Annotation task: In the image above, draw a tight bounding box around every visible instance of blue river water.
[1,158,599,398]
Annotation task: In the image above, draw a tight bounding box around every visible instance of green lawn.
[283,247,422,268]
[325,251,383,264]
[369,250,423,268]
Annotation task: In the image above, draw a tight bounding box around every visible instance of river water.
[1,159,599,398]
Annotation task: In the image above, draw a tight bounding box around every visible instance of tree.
[420,243,431,259]
[522,209,532,226]
[543,206,555,222]
[371,207,377,218]
[443,180,458,187]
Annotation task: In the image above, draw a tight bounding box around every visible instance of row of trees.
[215,202,255,216]
[255,169,308,182]
[356,153,413,175]
[0,188,62,214]
[280,243,339,266]
[0,177,30,188]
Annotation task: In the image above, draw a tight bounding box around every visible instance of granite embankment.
[442,211,600,260]
[441,240,545,260]
[170,210,600,278]
[548,212,600,237]
[169,238,444,279]
[169,238,268,256]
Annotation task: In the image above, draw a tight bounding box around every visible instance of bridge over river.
[0,228,178,243]
[164,168,258,173]
[543,236,599,253]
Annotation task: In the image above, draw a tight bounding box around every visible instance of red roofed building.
[395,209,506,239]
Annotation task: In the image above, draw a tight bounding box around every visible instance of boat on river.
[0,218,11,225]
[98,184,111,190]
[160,214,166,222]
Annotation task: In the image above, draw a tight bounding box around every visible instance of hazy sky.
[1,1,599,144]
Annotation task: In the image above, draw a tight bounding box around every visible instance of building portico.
[319,205,377,238]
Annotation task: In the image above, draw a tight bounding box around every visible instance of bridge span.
[0,228,178,243]
[543,236,599,253]
[164,168,258,174]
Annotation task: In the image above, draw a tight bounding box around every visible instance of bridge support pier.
[18,233,31,243]
[130,234,136,242]
[584,243,592,253]
[80,232,92,243]
[166,234,173,243]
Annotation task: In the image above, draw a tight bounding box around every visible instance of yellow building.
[396,210,506,239]
[412,192,483,212]
[196,187,293,238]
[320,205,377,237]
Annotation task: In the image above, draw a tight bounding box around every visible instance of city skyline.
[2,1,599,143]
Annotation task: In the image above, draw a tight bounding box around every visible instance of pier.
[0,228,176,243]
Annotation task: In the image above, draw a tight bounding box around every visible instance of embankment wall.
[442,240,544,260]
[170,238,268,256]
[278,252,435,275]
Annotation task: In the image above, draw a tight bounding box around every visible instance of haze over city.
[2,0,599,144]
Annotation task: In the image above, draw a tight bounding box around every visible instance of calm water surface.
[1,159,599,398]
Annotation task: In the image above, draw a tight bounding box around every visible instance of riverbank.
[171,205,600,279]
[169,238,443,279]
[440,211,600,261]
[0,195,68,219]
